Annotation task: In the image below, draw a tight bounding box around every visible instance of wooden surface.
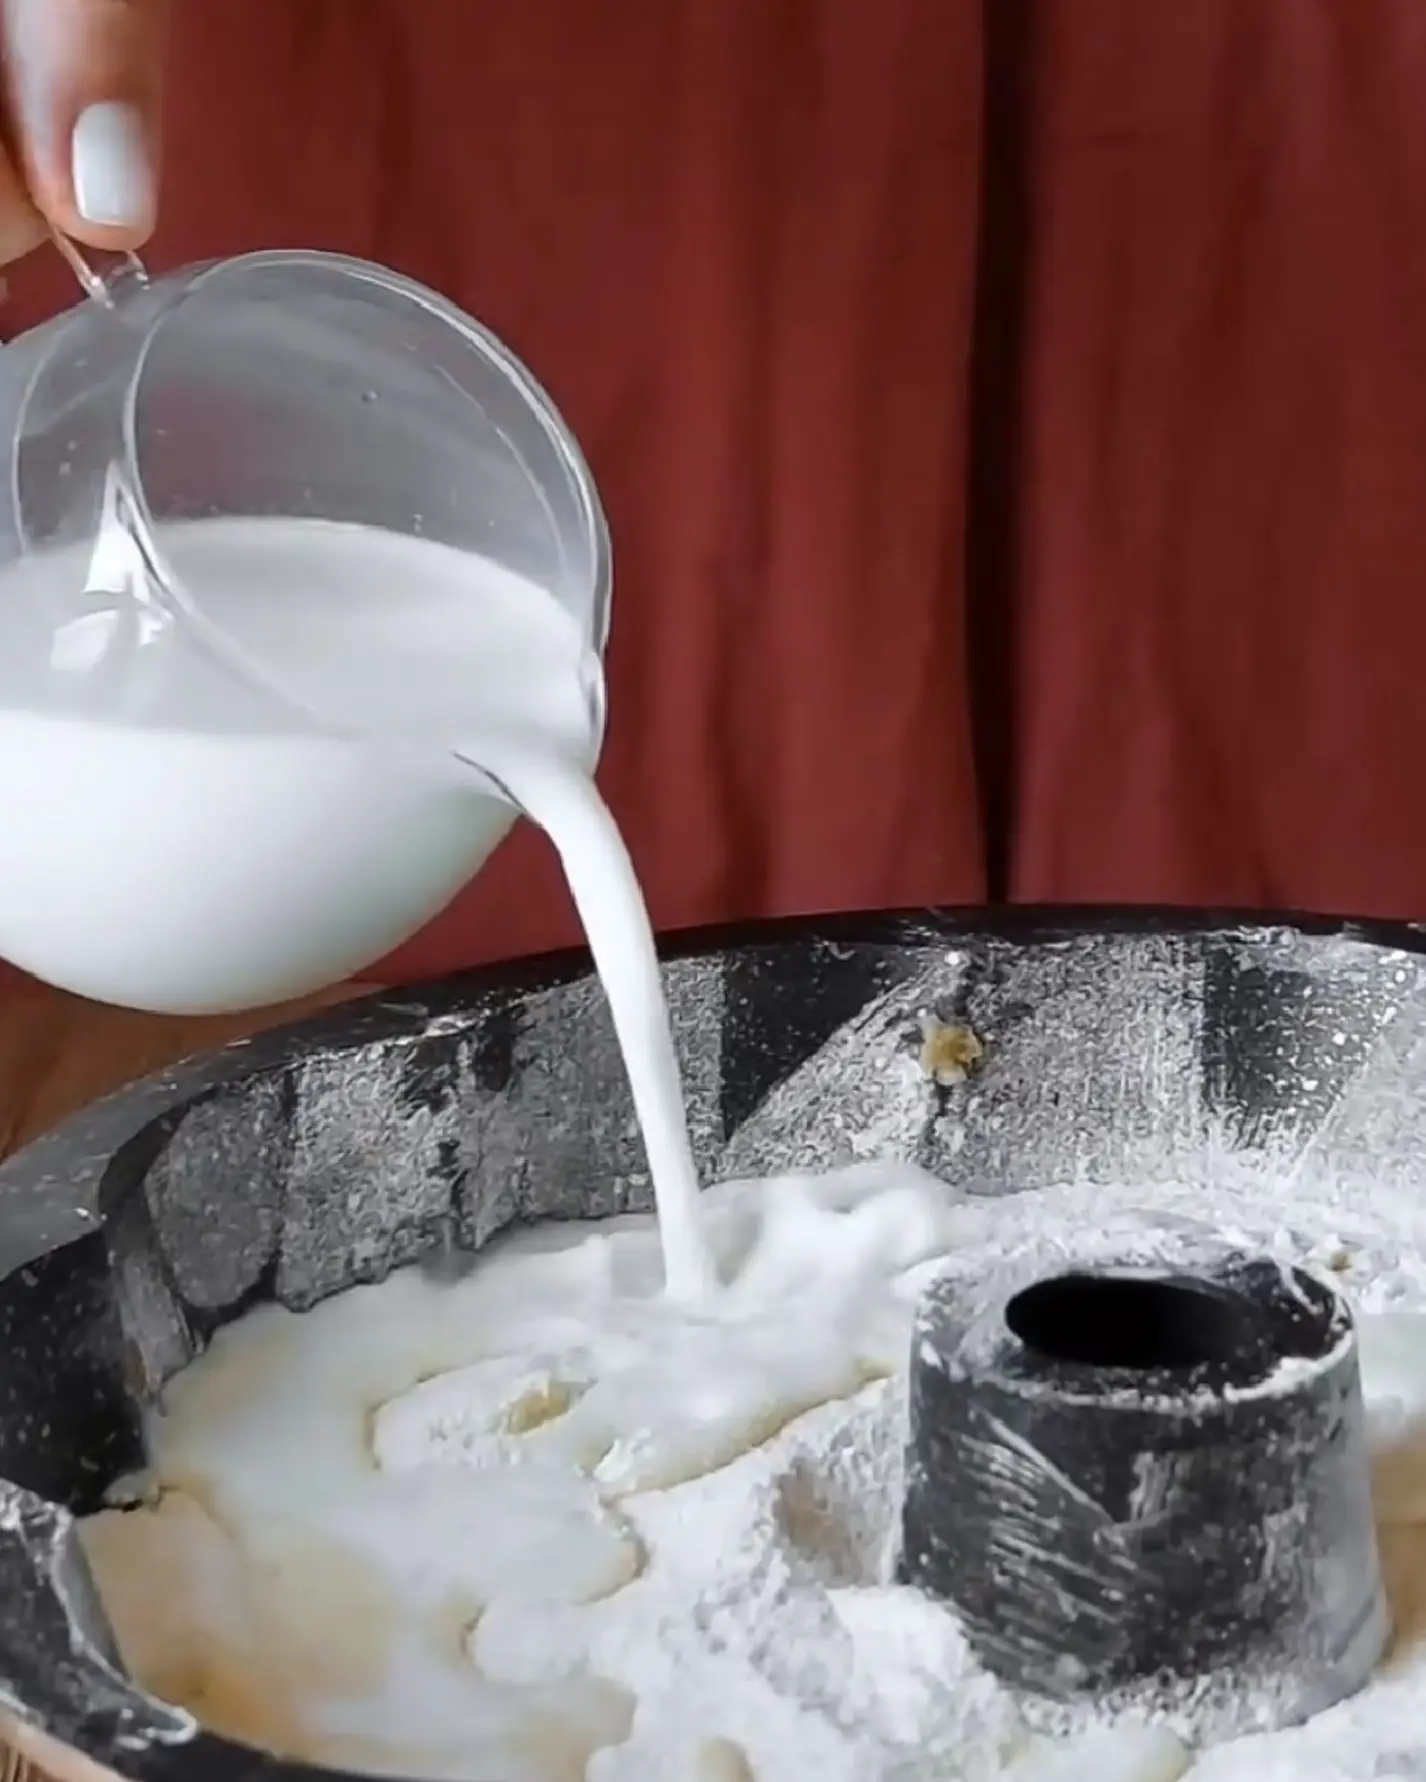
[0,977,374,1163]
[0,1714,128,1782]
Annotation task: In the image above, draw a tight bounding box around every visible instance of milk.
[0,513,711,1294]
[488,754,715,1299]
[0,519,567,1012]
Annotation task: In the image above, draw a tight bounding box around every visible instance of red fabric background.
[1012,0,1426,918]
[7,1,1426,990]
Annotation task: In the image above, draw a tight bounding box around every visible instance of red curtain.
[6,0,1426,984]
[1011,0,1426,918]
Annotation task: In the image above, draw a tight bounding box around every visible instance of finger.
[0,137,44,267]
[2,0,165,246]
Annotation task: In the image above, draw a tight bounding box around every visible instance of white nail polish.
[71,102,152,229]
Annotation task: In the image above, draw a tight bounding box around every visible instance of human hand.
[0,0,165,268]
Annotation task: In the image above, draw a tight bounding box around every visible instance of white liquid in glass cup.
[0,252,610,1013]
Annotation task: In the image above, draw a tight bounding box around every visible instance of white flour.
[80,1162,1426,1782]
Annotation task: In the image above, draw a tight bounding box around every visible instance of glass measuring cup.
[0,246,611,1013]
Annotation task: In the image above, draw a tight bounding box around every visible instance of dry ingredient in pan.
[83,1161,1426,1782]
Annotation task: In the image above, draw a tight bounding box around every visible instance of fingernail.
[71,102,152,229]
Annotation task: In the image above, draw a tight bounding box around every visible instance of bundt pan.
[1,908,1425,1781]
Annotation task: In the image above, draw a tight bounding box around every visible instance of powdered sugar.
[78,1156,1426,1782]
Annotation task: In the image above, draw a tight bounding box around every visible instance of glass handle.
[48,227,149,308]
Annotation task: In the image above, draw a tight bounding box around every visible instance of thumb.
[2,0,165,247]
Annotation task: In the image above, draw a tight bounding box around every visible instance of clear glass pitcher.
[0,249,611,1014]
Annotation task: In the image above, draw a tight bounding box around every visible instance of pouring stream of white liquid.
[470,747,717,1300]
[78,506,715,1298]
